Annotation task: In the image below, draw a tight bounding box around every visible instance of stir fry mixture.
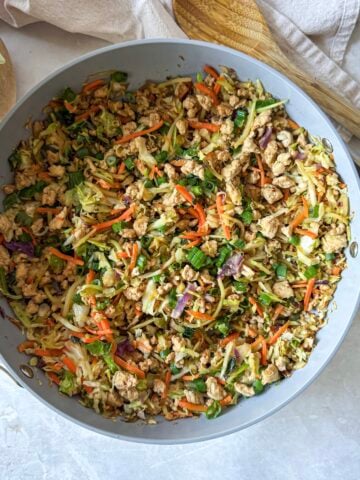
[0,65,350,422]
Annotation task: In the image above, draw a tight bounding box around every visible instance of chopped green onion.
[215,246,232,268]
[234,281,247,293]
[124,157,135,170]
[232,239,246,249]
[196,72,203,82]
[111,221,128,233]
[289,235,300,246]
[325,253,335,261]
[106,155,119,167]
[188,378,207,393]
[187,247,209,270]
[234,109,248,128]
[168,288,177,309]
[206,400,222,419]
[182,327,195,339]
[68,171,85,188]
[253,379,264,394]
[240,206,253,225]
[76,147,89,158]
[62,87,76,103]
[309,204,319,218]
[258,292,274,306]
[255,98,276,110]
[275,263,287,279]
[85,340,112,356]
[155,151,168,164]
[191,185,203,197]
[136,254,147,273]
[170,363,181,375]
[214,318,230,337]
[304,265,319,279]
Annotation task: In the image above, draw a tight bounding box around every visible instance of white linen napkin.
[1,0,359,160]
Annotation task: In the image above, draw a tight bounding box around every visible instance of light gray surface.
[0,20,360,479]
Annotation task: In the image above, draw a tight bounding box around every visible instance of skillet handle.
[0,364,23,388]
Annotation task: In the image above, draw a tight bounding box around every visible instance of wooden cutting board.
[0,38,16,120]
[173,0,360,138]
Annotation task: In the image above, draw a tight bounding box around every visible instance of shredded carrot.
[64,100,77,113]
[204,65,220,79]
[249,296,264,317]
[17,340,35,353]
[248,327,258,338]
[184,239,202,248]
[178,399,207,413]
[83,385,94,394]
[291,280,308,288]
[38,171,52,181]
[220,395,233,407]
[290,196,309,230]
[114,355,145,379]
[216,192,231,240]
[193,203,207,231]
[188,120,220,132]
[272,304,284,323]
[288,119,300,129]
[332,266,341,276]
[283,188,290,201]
[47,372,60,385]
[214,76,223,95]
[92,205,135,231]
[115,120,164,144]
[303,278,316,311]
[129,242,139,272]
[98,179,120,190]
[82,79,105,94]
[180,231,205,239]
[256,154,271,187]
[268,321,290,345]
[117,162,126,174]
[149,165,161,180]
[295,228,317,239]
[36,207,61,215]
[86,269,95,284]
[48,247,84,266]
[194,82,219,105]
[175,184,194,204]
[339,182,346,189]
[260,335,268,366]
[34,348,63,357]
[219,332,240,347]
[182,374,200,381]
[116,251,130,259]
[62,356,77,374]
[186,310,214,321]
[161,370,172,401]
[50,362,63,372]
[69,332,100,344]
[75,105,101,122]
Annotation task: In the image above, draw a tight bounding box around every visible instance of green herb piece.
[152,273,165,283]
[95,152,104,160]
[214,318,230,337]
[76,147,89,158]
[111,71,128,83]
[309,204,319,218]
[124,157,135,170]
[19,181,47,200]
[233,239,246,249]
[275,263,287,279]
[155,176,167,186]
[155,151,168,164]
[136,254,147,273]
[106,155,119,167]
[182,327,194,339]
[160,349,171,359]
[170,363,181,375]
[59,371,76,396]
[234,281,247,293]
[253,379,264,394]
[96,298,110,310]
[196,72,203,82]
[289,235,300,246]
[49,255,65,273]
[183,145,199,158]
[325,253,335,261]
[215,245,232,268]
[258,292,275,306]
[304,265,319,280]
[62,87,76,103]
[206,400,222,419]
[85,340,112,356]
[168,288,177,309]
[72,293,83,304]
[241,206,253,225]
[3,191,19,210]
[255,98,276,110]
[68,171,85,188]
[227,362,249,383]
[111,221,128,233]
[191,185,203,197]
[103,355,119,374]
[234,109,248,128]
[188,378,207,393]
[15,211,32,227]
[8,152,21,170]
[187,247,209,270]
[140,236,153,250]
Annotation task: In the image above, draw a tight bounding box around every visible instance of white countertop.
[1,20,360,480]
